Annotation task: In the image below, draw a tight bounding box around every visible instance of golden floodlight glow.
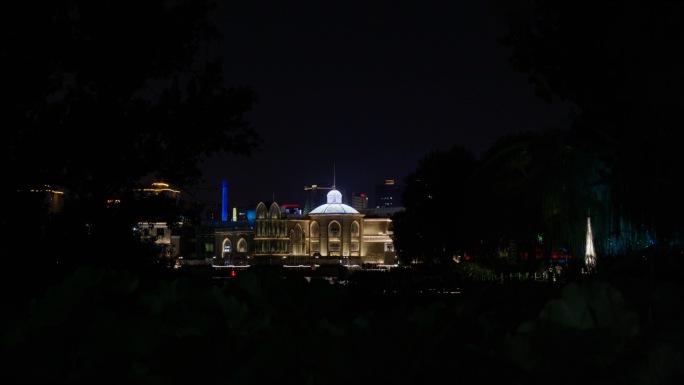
[22,184,64,195]
[138,182,180,195]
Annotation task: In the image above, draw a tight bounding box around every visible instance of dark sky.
[189,0,572,211]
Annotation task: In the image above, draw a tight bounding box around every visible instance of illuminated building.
[135,182,180,199]
[214,188,396,266]
[134,182,183,261]
[350,192,369,211]
[137,221,182,261]
[374,179,403,208]
[363,180,405,217]
[280,203,302,217]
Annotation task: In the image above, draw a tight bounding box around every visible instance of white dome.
[309,189,359,214]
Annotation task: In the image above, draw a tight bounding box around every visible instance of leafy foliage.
[4,266,683,384]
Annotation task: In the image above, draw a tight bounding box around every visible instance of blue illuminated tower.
[222,180,228,222]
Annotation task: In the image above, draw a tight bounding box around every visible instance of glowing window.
[329,222,341,237]
[351,222,359,237]
[269,203,280,219]
[237,238,247,253]
[256,203,267,219]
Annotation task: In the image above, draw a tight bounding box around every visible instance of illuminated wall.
[253,202,290,256]
[138,221,182,259]
[209,197,397,265]
[361,218,395,264]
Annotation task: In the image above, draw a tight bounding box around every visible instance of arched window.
[310,222,319,238]
[290,224,304,255]
[329,221,341,238]
[223,239,232,256]
[351,221,360,237]
[237,238,247,253]
[269,203,280,219]
[256,202,267,219]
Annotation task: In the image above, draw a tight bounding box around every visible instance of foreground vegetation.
[3,251,683,385]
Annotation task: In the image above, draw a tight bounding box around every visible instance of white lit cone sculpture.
[584,216,597,274]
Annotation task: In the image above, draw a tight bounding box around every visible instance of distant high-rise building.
[374,179,403,208]
[350,192,369,211]
[280,203,303,217]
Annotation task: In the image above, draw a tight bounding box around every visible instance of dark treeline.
[393,0,684,270]
[1,0,261,276]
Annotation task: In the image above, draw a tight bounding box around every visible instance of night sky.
[189,0,572,210]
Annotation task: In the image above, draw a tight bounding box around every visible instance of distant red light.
[230,270,237,277]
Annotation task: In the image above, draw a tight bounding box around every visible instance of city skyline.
[199,177,403,221]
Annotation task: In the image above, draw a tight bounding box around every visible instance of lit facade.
[214,189,396,265]
[136,182,180,199]
[138,221,182,260]
[134,182,182,260]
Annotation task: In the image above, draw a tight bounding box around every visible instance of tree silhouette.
[1,0,261,274]
[497,0,684,251]
[394,145,479,265]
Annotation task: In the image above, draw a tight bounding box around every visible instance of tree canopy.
[394,1,684,267]
[393,145,479,265]
[3,0,261,199]
[1,0,261,271]
[497,0,684,248]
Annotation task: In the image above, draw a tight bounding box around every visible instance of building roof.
[308,189,360,214]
